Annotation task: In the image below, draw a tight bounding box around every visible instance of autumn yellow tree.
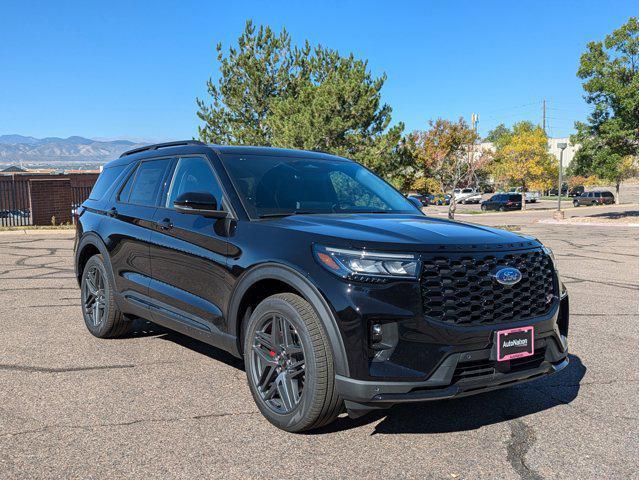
[490,122,557,210]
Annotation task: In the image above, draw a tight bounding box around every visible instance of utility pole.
[542,99,546,133]
[554,142,567,220]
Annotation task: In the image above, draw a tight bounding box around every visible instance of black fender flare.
[227,263,350,377]
[75,232,116,287]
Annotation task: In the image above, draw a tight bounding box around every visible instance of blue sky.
[1,1,636,141]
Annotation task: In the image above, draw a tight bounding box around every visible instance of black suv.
[74,141,569,432]
[481,193,523,211]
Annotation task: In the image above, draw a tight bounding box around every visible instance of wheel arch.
[228,263,350,377]
[75,233,114,287]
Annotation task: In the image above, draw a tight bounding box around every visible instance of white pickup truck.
[453,188,483,204]
[507,187,541,203]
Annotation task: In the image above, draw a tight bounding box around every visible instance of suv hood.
[262,214,538,252]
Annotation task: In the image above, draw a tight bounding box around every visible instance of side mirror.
[173,192,227,218]
[407,196,423,210]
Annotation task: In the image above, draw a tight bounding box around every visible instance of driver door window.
[165,156,224,210]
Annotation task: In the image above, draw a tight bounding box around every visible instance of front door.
[148,155,233,343]
[105,157,173,315]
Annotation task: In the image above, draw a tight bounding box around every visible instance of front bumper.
[335,331,568,405]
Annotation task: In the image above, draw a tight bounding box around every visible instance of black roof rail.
[119,140,207,158]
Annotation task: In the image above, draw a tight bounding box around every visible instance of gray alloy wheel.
[83,264,106,328]
[243,293,343,432]
[80,255,131,338]
[250,314,306,414]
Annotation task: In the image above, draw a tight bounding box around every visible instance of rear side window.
[128,159,171,207]
[508,195,521,202]
[602,191,614,198]
[89,165,125,200]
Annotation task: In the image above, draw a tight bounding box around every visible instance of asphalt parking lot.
[1,214,638,479]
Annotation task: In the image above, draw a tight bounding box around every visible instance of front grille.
[420,249,555,326]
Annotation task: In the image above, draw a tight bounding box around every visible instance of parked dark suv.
[481,193,523,211]
[74,141,569,432]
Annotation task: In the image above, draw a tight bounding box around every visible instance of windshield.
[220,154,416,218]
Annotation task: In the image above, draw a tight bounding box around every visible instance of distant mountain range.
[0,135,147,168]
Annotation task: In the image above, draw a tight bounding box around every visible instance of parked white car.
[507,187,541,203]
[453,188,482,204]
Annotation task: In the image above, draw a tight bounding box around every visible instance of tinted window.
[165,156,224,209]
[508,194,522,202]
[602,191,614,198]
[89,165,125,200]
[220,154,415,218]
[128,159,171,207]
[117,166,137,203]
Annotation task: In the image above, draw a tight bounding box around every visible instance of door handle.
[107,207,118,217]
[157,218,173,231]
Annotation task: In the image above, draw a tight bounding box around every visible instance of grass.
[456,210,485,215]
[540,195,571,201]
[494,225,522,232]
[0,224,75,232]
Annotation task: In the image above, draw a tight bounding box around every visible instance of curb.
[537,220,639,228]
[0,228,75,235]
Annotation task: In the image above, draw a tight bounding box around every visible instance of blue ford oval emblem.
[493,267,522,286]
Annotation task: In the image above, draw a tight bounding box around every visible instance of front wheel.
[243,293,343,432]
[481,204,487,211]
[573,200,579,207]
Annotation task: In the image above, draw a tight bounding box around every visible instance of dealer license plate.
[496,326,534,362]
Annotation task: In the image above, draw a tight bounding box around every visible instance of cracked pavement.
[0,216,637,479]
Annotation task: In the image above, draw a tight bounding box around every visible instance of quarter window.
[165,156,224,209]
[117,166,137,203]
[89,165,125,200]
[128,158,172,207]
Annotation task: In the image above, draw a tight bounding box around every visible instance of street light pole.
[556,142,567,219]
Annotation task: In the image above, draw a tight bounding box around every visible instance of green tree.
[196,21,405,179]
[196,21,297,145]
[571,17,639,202]
[267,47,404,177]
[484,123,511,146]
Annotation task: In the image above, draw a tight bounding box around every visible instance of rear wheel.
[244,293,342,432]
[499,205,505,212]
[481,204,487,211]
[573,200,579,207]
[81,254,132,338]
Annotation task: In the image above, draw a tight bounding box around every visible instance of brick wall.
[29,178,73,225]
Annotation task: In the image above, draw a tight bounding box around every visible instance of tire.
[499,206,505,212]
[481,204,487,211]
[80,254,132,338]
[243,293,343,432]
[573,200,579,207]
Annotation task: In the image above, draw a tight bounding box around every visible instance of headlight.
[542,246,558,271]
[313,245,420,280]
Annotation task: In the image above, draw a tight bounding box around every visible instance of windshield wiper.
[258,211,317,218]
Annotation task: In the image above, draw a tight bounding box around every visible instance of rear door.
[148,154,233,342]
[104,157,173,312]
